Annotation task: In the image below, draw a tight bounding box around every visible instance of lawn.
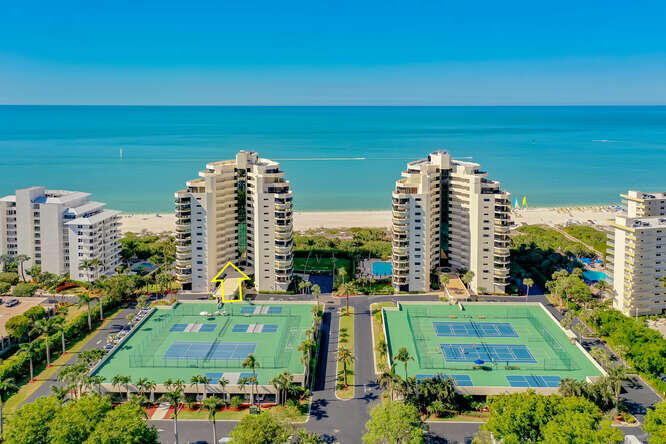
[294,256,351,276]
[563,225,608,256]
[336,307,355,399]
[370,302,394,372]
[173,401,309,421]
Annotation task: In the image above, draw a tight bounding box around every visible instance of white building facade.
[391,151,511,294]
[174,151,293,293]
[609,190,666,316]
[0,187,121,281]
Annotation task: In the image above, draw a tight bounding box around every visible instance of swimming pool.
[582,270,609,282]
[372,261,393,276]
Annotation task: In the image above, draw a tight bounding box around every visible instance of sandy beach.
[119,205,622,235]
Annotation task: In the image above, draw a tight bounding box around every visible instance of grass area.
[294,256,351,275]
[336,307,355,399]
[357,281,394,295]
[139,282,181,293]
[512,225,594,257]
[3,308,126,417]
[370,302,394,372]
[426,411,490,422]
[175,407,250,420]
[563,225,608,256]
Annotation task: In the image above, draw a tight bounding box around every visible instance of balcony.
[494,268,510,278]
[393,218,408,227]
[275,259,293,269]
[275,231,293,241]
[393,246,408,255]
[175,224,191,233]
[275,245,291,255]
[393,226,407,234]
[495,247,510,256]
[275,203,291,211]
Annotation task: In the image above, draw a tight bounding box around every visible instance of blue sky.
[2,0,665,105]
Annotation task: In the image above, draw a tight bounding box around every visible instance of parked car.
[5,299,19,307]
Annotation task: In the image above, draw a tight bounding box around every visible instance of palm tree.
[298,339,316,386]
[19,341,39,381]
[0,376,17,437]
[89,258,103,282]
[607,365,628,411]
[312,284,322,309]
[217,377,229,403]
[523,277,534,297]
[135,377,149,398]
[160,388,184,444]
[14,254,30,282]
[242,354,261,406]
[393,347,413,380]
[51,384,72,404]
[337,346,354,388]
[51,316,66,355]
[89,375,105,395]
[439,273,450,290]
[338,267,347,286]
[0,254,14,272]
[271,371,293,405]
[78,292,93,331]
[111,374,132,401]
[375,339,388,361]
[145,380,157,403]
[376,365,397,400]
[461,271,475,290]
[190,374,205,404]
[298,280,307,295]
[203,396,225,444]
[336,281,357,314]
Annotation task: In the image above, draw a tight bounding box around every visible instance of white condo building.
[0,187,121,281]
[391,151,511,294]
[608,190,666,316]
[174,150,293,293]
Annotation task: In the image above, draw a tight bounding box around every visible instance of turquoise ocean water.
[0,106,665,213]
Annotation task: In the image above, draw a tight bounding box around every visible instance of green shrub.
[12,282,38,297]
[0,281,10,294]
[0,272,19,285]
[24,305,47,322]
[230,395,243,409]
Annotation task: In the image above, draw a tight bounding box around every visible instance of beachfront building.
[391,150,511,294]
[174,150,293,293]
[0,186,121,281]
[608,190,666,316]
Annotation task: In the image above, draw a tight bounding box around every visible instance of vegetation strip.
[336,307,355,399]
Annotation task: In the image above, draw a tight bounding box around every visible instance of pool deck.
[359,259,392,279]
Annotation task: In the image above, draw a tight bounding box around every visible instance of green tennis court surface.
[92,302,315,385]
[383,303,603,389]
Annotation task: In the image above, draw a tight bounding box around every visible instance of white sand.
[119,205,624,235]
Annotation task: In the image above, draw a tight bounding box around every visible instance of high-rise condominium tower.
[608,190,666,316]
[391,150,511,294]
[0,186,121,282]
[174,150,293,293]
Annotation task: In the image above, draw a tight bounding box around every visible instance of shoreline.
[119,205,622,235]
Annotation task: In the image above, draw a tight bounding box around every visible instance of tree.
[560,310,576,329]
[203,396,226,444]
[479,391,621,444]
[376,364,398,401]
[337,346,354,388]
[19,341,39,381]
[439,273,450,290]
[461,270,475,290]
[0,254,14,273]
[111,374,132,401]
[34,317,61,366]
[6,314,31,341]
[336,281,357,313]
[52,315,66,354]
[12,282,38,297]
[15,254,30,282]
[242,354,261,406]
[191,374,209,403]
[229,411,290,444]
[393,346,413,380]
[160,388,184,444]
[312,284,322,309]
[218,377,230,403]
[5,395,61,444]
[48,394,112,444]
[86,400,159,444]
[0,376,17,438]
[338,267,347,285]
[645,401,666,444]
[363,400,427,444]
[589,346,611,370]
[89,376,106,396]
[78,292,94,331]
[523,277,534,297]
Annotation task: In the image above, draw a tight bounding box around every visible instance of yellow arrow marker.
[211,262,250,303]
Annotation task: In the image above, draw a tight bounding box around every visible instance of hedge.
[0,294,124,390]
[0,272,19,285]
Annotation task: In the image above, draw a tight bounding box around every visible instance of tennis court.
[440,343,536,363]
[91,302,316,385]
[433,321,518,338]
[382,302,604,391]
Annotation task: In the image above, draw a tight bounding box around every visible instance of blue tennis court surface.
[506,375,561,388]
[440,343,537,363]
[163,341,257,360]
[232,324,279,333]
[240,306,283,315]
[169,323,216,333]
[416,374,474,386]
[433,321,518,338]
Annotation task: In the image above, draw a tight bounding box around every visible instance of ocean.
[1,106,665,213]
